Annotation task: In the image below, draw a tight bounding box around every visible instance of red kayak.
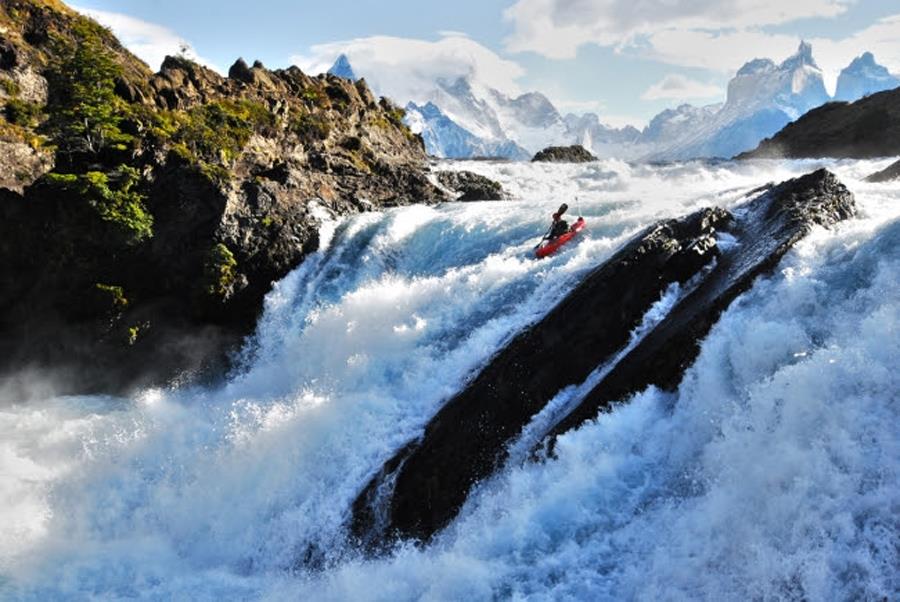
[535,217,586,259]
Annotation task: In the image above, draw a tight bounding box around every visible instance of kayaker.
[549,203,569,239]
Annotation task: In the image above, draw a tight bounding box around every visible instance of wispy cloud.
[641,74,723,101]
[503,0,851,60]
[292,34,525,102]
[73,5,220,73]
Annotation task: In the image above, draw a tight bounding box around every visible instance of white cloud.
[504,0,851,59]
[502,0,900,98]
[643,15,900,94]
[291,35,525,102]
[642,29,800,73]
[641,74,723,101]
[810,14,900,93]
[73,6,219,73]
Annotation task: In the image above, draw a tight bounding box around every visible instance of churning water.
[1,158,897,600]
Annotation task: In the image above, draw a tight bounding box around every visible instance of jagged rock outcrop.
[436,170,506,201]
[865,159,900,183]
[351,169,854,547]
[532,144,596,163]
[0,0,445,394]
[739,87,900,159]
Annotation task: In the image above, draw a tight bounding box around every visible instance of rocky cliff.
[351,169,855,546]
[738,87,900,159]
[0,0,445,394]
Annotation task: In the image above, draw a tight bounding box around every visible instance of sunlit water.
[1,158,897,600]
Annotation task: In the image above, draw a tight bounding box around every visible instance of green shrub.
[94,283,128,307]
[169,99,274,164]
[203,243,238,298]
[0,78,20,97]
[291,111,331,142]
[45,165,153,244]
[44,19,134,159]
[301,87,330,109]
[387,107,406,124]
[5,98,42,127]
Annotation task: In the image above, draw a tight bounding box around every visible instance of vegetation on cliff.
[0,0,444,394]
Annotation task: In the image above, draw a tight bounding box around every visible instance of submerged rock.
[532,144,597,163]
[351,168,855,547]
[436,170,506,201]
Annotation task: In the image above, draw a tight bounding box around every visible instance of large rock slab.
[547,169,855,439]
[351,169,855,547]
[352,206,732,545]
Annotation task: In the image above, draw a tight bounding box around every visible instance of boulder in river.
[351,168,855,547]
[532,145,597,163]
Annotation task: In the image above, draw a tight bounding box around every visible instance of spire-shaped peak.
[327,54,357,81]
[782,41,818,70]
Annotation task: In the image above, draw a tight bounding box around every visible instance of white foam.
[1,159,897,600]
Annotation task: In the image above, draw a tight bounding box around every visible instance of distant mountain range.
[326,44,900,161]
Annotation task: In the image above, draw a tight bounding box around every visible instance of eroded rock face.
[436,170,506,201]
[351,169,855,548]
[532,144,597,163]
[0,140,52,191]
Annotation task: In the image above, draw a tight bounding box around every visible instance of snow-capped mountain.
[404,101,530,160]
[644,41,830,160]
[327,54,357,81]
[411,76,644,159]
[325,43,840,162]
[322,53,627,160]
[639,104,720,146]
[834,52,900,102]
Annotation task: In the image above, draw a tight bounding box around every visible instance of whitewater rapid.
[1,158,897,600]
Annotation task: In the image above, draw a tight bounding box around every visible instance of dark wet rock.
[547,169,855,440]
[864,158,900,183]
[436,170,506,201]
[738,87,900,159]
[352,206,732,545]
[532,144,597,163]
[351,169,855,547]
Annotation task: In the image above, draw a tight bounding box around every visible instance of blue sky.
[73,0,900,127]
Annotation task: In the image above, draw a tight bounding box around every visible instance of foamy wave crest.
[1,158,897,600]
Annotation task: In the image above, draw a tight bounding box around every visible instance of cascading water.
[1,158,897,600]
